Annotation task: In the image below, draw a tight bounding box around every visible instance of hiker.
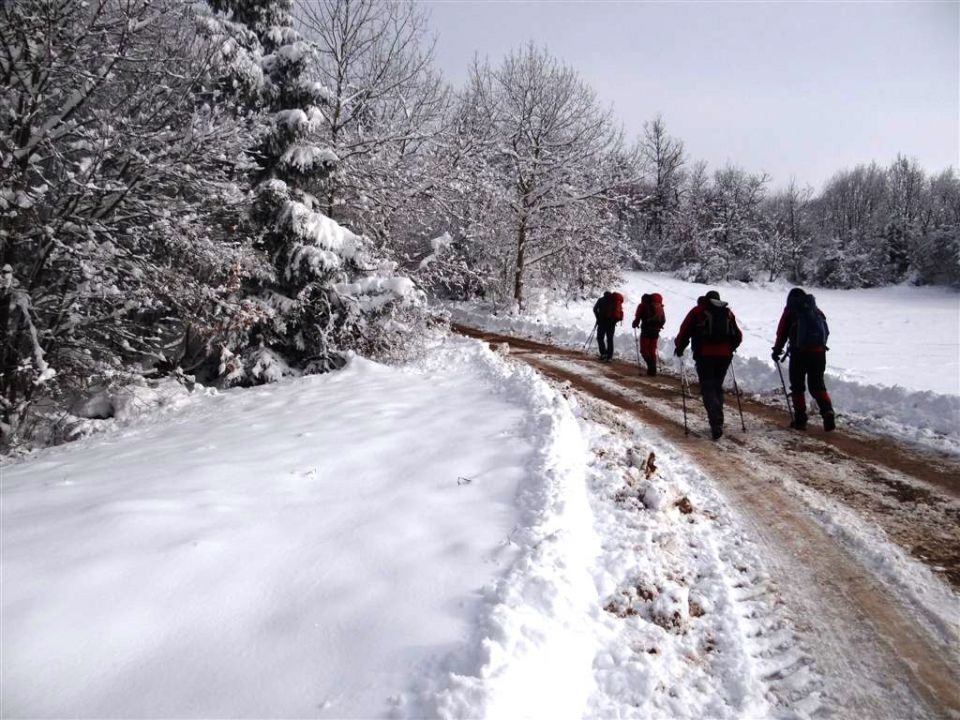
[631,292,666,375]
[772,288,835,431]
[674,290,743,440]
[592,290,624,362]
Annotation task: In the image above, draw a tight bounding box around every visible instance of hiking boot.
[710,425,723,441]
[790,412,808,430]
[647,368,657,376]
[823,412,836,432]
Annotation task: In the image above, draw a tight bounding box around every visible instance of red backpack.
[608,292,624,321]
[645,293,665,325]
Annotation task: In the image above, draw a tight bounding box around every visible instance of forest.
[1,0,957,449]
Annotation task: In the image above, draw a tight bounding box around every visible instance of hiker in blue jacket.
[772,288,835,431]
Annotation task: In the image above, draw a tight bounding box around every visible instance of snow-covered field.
[449,272,960,452]
[2,331,955,717]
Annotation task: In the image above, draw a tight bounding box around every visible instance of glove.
[771,349,781,363]
[674,347,684,358]
[631,320,639,329]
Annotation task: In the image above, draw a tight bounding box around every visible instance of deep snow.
[2,343,536,717]
[448,271,960,453]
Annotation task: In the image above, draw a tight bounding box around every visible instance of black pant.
[597,320,616,359]
[789,350,833,417]
[695,356,732,430]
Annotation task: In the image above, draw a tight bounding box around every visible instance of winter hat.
[787,287,806,301]
[705,290,721,301]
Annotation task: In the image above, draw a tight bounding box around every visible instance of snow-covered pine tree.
[207,0,421,382]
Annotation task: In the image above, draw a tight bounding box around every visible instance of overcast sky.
[422,0,959,190]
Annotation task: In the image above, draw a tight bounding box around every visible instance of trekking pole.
[633,328,643,376]
[775,351,794,424]
[679,356,689,436]
[730,359,747,432]
[582,322,597,352]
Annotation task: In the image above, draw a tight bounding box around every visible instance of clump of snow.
[263,25,300,48]
[72,377,197,426]
[281,200,359,255]
[281,201,362,277]
[273,107,325,133]
[419,232,453,270]
[261,41,310,73]
[334,274,417,311]
[280,143,338,173]
[294,76,334,102]
[247,346,291,383]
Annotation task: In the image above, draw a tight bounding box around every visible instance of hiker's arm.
[773,309,790,354]
[675,308,696,353]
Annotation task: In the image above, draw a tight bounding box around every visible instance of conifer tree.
[207,0,419,381]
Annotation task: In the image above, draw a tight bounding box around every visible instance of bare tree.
[293,0,447,233]
[695,166,770,281]
[762,179,813,281]
[462,44,627,309]
[639,115,685,247]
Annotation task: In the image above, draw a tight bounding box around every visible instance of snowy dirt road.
[455,324,960,719]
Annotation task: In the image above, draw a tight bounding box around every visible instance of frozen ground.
[448,272,960,453]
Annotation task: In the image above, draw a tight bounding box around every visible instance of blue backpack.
[793,294,829,349]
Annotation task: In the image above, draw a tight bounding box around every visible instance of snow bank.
[415,341,603,719]
[447,271,960,453]
[59,377,202,444]
[2,338,596,718]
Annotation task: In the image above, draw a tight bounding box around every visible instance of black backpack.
[793,294,829,348]
[594,294,610,318]
[700,302,734,342]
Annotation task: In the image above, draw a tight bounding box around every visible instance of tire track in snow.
[456,324,960,720]
[569,395,828,718]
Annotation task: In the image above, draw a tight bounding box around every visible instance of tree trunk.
[513,219,527,310]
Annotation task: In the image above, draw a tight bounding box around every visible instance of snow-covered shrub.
[0,0,259,450]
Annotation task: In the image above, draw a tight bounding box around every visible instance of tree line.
[1,0,956,449]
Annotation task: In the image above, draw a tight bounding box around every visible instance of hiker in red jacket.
[593,291,624,362]
[631,292,666,375]
[772,287,835,431]
[674,290,743,440]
